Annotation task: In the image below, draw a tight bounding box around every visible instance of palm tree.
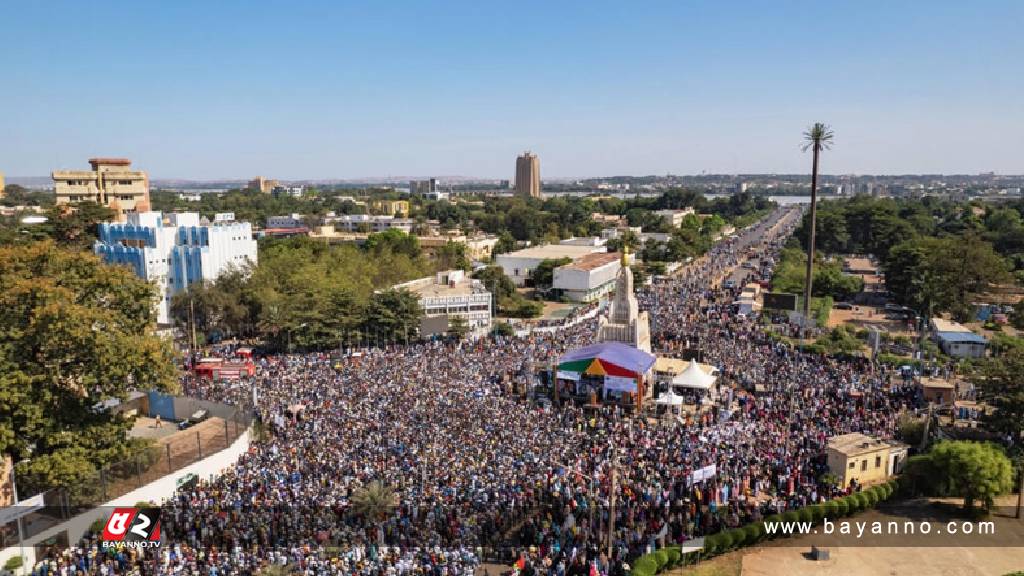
[350,480,399,545]
[800,123,834,340]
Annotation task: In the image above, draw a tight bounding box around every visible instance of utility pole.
[1016,460,1023,519]
[607,447,618,559]
[189,297,198,355]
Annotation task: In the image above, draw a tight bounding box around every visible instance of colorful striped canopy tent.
[557,342,656,379]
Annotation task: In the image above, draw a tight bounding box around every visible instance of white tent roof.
[673,359,718,390]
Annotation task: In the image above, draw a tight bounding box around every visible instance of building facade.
[94,212,258,325]
[827,433,907,487]
[247,176,280,194]
[515,151,541,198]
[653,208,695,227]
[326,214,414,233]
[53,158,150,221]
[495,244,606,287]
[411,178,449,200]
[370,199,410,216]
[394,270,492,337]
[553,252,621,302]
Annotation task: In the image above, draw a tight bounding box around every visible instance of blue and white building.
[95,211,258,325]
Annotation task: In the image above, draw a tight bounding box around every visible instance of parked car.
[834,302,854,310]
[178,409,209,430]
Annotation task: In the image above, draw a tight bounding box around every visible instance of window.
[875,456,882,468]
[861,460,868,471]
[849,461,855,469]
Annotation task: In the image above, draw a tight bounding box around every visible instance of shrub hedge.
[627,480,899,574]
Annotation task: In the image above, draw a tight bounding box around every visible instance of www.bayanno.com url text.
[764,518,996,539]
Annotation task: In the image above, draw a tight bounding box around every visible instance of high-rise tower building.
[515,151,541,198]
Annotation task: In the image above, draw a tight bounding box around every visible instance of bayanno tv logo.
[101,508,162,549]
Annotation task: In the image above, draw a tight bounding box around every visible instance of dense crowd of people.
[30,207,920,575]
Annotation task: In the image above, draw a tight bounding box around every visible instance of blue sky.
[2,1,1022,179]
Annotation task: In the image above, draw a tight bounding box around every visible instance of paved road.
[718,206,802,289]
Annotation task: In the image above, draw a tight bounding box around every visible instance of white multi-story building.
[267,214,306,229]
[410,178,449,201]
[326,214,414,233]
[94,212,258,325]
[653,208,695,228]
[553,252,621,302]
[495,244,607,287]
[394,270,492,337]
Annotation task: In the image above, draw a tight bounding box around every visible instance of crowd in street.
[30,207,919,575]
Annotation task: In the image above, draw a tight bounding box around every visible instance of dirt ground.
[539,301,577,320]
[130,416,181,440]
[826,304,914,336]
[672,497,1024,576]
[739,544,1024,576]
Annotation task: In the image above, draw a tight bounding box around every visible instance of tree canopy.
[925,441,1014,511]
[176,236,429,351]
[974,348,1024,448]
[0,242,178,493]
[792,196,1015,320]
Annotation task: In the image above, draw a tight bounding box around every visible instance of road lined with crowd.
[30,207,920,576]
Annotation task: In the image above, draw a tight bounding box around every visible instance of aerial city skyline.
[3,3,1024,576]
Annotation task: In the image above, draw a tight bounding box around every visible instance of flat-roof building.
[930,318,987,358]
[371,199,410,216]
[827,433,907,488]
[53,158,150,221]
[654,208,695,227]
[248,176,279,194]
[326,214,414,234]
[94,212,257,325]
[394,270,492,337]
[411,178,449,201]
[495,244,606,287]
[553,252,621,302]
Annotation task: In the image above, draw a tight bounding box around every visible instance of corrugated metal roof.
[936,331,987,344]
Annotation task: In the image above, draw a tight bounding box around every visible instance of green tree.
[447,315,470,340]
[473,265,516,299]
[364,228,421,259]
[363,288,423,343]
[974,349,1024,446]
[928,441,1013,511]
[1013,299,1024,331]
[800,122,834,333]
[816,326,864,356]
[435,241,469,270]
[492,322,515,337]
[492,231,517,257]
[349,480,399,545]
[0,242,178,493]
[530,257,572,291]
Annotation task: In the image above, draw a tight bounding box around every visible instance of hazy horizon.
[2,1,1022,179]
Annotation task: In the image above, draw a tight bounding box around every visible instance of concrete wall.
[171,397,244,421]
[828,446,891,487]
[495,255,545,286]
[0,429,251,572]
